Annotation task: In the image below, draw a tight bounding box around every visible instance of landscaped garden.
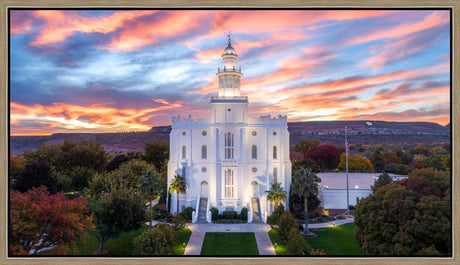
[200,232,259,256]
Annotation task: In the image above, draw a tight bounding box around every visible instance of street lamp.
[275,243,278,250]
[182,242,186,252]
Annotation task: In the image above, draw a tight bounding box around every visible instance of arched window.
[225,168,234,198]
[273,146,277,159]
[225,132,234,159]
[252,145,257,159]
[202,145,207,159]
[273,167,278,183]
[182,146,186,159]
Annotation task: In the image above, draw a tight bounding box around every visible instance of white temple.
[167,36,291,223]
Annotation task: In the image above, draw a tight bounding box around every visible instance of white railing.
[206,198,211,223]
[192,197,200,223]
[192,211,197,223]
[262,211,267,223]
[248,201,253,223]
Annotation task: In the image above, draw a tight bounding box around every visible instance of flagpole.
[346,126,349,215]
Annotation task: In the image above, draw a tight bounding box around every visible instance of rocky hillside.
[9,121,450,155]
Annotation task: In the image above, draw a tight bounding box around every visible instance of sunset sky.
[9,9,451,136]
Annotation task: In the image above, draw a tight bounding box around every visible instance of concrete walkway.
[184,223,275,255]
[307,216,355,229]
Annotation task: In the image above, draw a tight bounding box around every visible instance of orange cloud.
[25,10,157,46]
[10,100,182,135]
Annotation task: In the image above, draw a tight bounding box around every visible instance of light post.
[275,243,278,250]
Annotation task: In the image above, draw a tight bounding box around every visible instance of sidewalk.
[307,216,355,229]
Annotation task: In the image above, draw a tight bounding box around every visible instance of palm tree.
[140,169,161,229]
[169,174,187,215]
[290,167,321,235]
[265,182,287,210]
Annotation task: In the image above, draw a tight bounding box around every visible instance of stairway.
[251,197,264,223]
[196,197,208,223]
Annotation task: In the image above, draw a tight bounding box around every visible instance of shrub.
[276,211,299,242]
[210,207,219,221]
[286,228,305,255]
[180,207,195,221]
[223,211,237,219]
[133,223,177,255]
[267,204,285,229]
[240,207,248,221]
[336,215,345,220]
[171,215,186,230]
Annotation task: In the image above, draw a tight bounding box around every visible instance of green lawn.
[200,232,259,256]
[305,223,367,256]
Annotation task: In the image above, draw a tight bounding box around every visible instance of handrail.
[206,198,211,223]
[262,211,267,223]
[192,197,200,223]
[248,201,253,223]
[217,67,241,73]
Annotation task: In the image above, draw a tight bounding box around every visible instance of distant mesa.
[10,120,450,155]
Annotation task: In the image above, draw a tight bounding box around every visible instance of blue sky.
[9,9,450,135]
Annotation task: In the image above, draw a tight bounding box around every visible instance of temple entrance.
[200,181,208,198]
[251,181,259,198]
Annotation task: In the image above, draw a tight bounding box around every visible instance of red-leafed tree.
[305,144,341,172]
[9,186,94,255]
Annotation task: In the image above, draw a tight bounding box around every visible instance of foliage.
[10,186,94,255]
[289,193,321,219]
[354,169,451,255]
[169,174,187,215]
[14,160,58,194]
[143,138,169,171]
[23,143,61,164]
[54,140,106,174]
[265,182,287,209]
[69,166,97,191]
[267,204,285,229]
[240,207,248,221]
[293,139,320,154]
[384,163,411,175]
[210,207,219,221]
[85,169,147,253]
[371,173,393,193]
[223,211,237,219]
[369,148,387,172]
[180,207,195,221]
[305,144,341,172]
[338,154,374,173]
[292,158,320,173]
[276,211,299,242]
[133,223,178,255]
[286,228,306,255]
[9,153,26,183]
[105,154,132,172]
[305,223,365,255]
[171,215,187,230]
[290,168,321,233]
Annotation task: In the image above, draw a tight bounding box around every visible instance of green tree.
[354,170,451,255]
[140,169,162,229]
[23,143,61,164]
[85,169,147,254]
[54,140,106,174]
[9,153,26,182]
[69,166,97,191]
[276,210,299,242]
[169,174,187,215]
[267,204,285,229]
[265,182,287,210]
[286,228,305,255]
[9,186,94,255]
[290,168,321,235]
[371,173,393,193]
[292,158,320,173]
[143,138,169,171]
[338,154,374,173]
[133,223,178,255]
[13,160,58,194]
[293,139,320,154]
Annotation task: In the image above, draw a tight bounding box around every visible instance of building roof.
[317,172,407,190]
